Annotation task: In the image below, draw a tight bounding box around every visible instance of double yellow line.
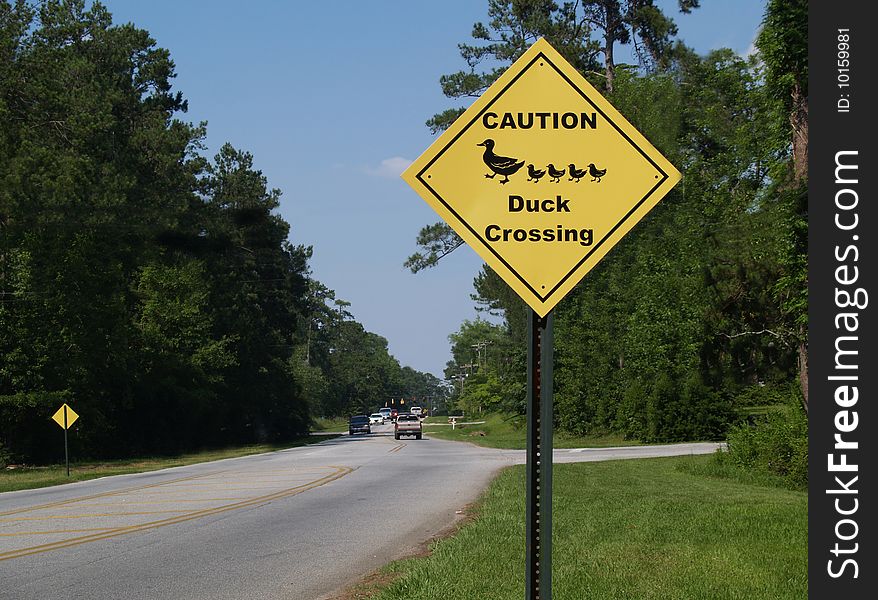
[0,466,353,561]
[0,471,227,518]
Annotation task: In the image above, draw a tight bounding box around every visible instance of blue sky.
[101,0,767,378]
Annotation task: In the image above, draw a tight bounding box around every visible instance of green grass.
[311,416,349,433]
[370,455,806,600]
[422,413,641,449]
[0,435,339,493]
[677,449,801,490]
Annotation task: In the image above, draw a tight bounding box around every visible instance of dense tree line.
[414,0,807,443]
[0,0,444,464]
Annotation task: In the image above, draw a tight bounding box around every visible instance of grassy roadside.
[0,434,339,493]
[422,413,642,449]
[311,416,350,433]
[354,455,806,600]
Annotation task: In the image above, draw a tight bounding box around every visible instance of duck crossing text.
[485,194,593,247]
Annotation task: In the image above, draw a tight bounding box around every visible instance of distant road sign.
[402,38,681,315]
[51,403,79,429]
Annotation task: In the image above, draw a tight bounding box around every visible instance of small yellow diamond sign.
[402,38,681,316]
[51,403,79,429]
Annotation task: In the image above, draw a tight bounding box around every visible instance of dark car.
[348,414,371,435]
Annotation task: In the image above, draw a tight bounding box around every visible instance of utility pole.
[472,340,493,369]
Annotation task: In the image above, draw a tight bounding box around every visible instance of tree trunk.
[798,333,808,415]
[791,82,808,413]
[604,33,615,94]
[791,84,808,182]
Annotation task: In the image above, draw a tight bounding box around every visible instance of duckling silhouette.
[587,163,607,183]
[477,139,525,184]
[527,164,546,182]
[567,164,587,183]
[547,164,566,183]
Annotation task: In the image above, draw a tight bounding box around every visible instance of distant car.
[394,414,422,440]
[410,406,422,417]
[369,413,384,425]
[378,407,393,423]
[348,415,371,435]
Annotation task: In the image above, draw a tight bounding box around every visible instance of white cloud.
[365,156,413,178]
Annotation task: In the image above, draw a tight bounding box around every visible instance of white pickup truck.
[394,414,422,440]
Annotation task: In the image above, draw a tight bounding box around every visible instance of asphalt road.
[0,425,722,600]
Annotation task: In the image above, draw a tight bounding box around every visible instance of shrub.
[616,379,648,439]
[0,440,10,469]
[722,396,808,489]
[734,381,796,409]
[625,373,734,443]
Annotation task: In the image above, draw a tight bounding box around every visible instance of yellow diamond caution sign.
[51,403,79,429]
[402,38,681,316]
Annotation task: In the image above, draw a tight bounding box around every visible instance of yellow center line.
[0,528,123,536]
[2,510,193,521]
[223,469,331,475]
[0,471,228,517]
[62,498,246,507]
[0,465,354,561]
[153,483,313,488]
[197,479,319,484]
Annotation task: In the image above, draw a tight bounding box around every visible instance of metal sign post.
[526,309,553,600]
[63,406,69,477]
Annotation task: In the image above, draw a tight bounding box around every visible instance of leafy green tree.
[323,320,400,416]
[197,143,312,443]
[581,0,699,93]
[445,318,523,414]
[425,0,602,135]
[551,44,802,442]
[755,0,808,412]
[757,0,807,181]
[131,260,234,453]
[673,48,794,392]
[0,0,207,458]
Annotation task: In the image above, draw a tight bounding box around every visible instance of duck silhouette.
[477,139,525,184]
[567,164,587,183]
[587,163,607,183]
[547,164,566,183]
[526,164,546,182]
